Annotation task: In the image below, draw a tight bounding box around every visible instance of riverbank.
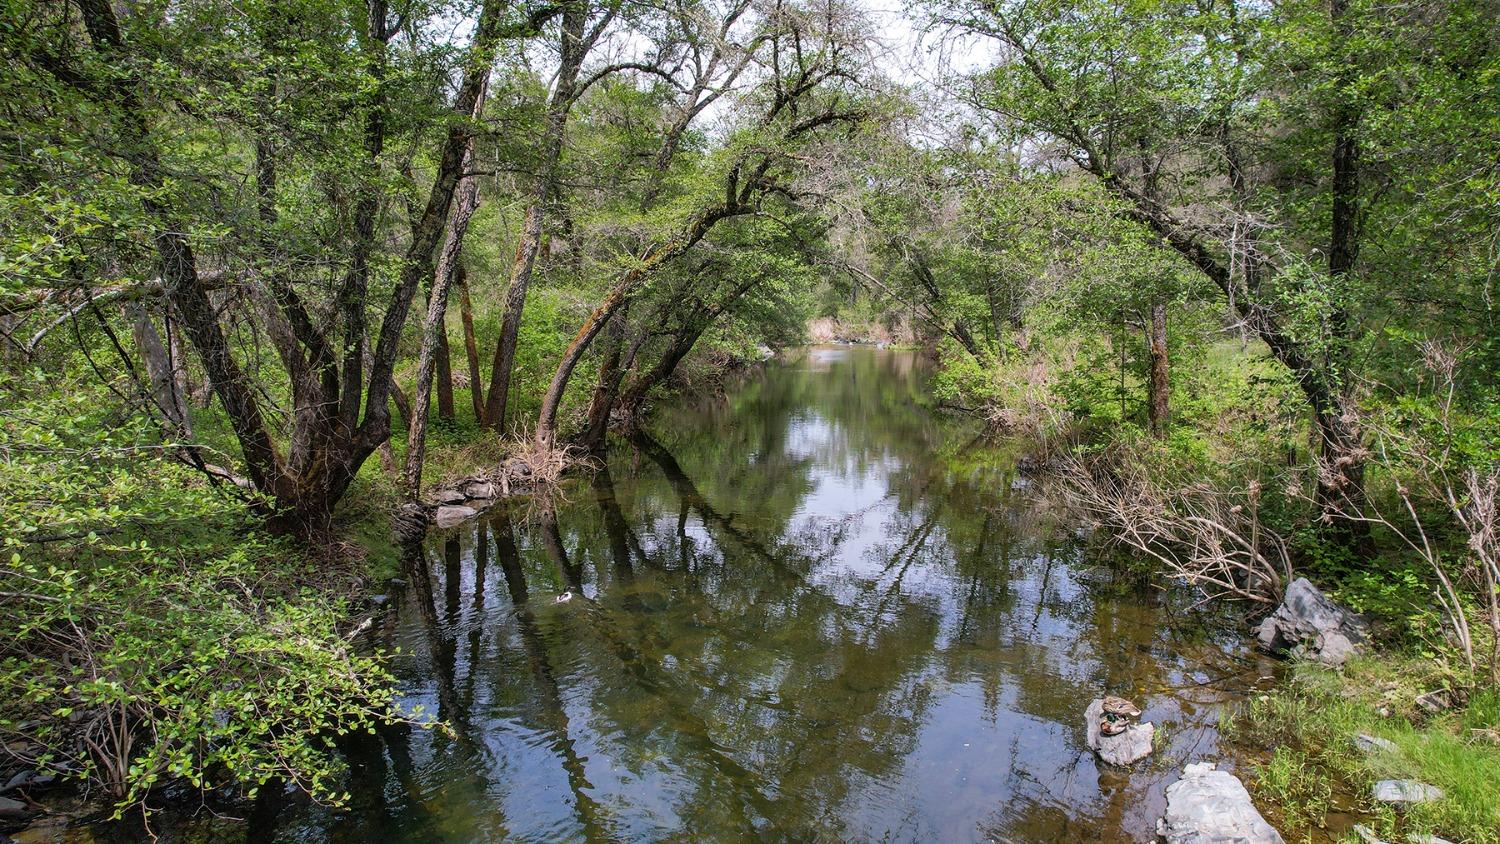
[8,345,1496,843]
[1225,654,1500,843]
[0,455,412,839]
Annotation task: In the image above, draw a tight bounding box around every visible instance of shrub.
[0,381,417,819]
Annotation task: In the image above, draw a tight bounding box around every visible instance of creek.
[110,346,1273,843]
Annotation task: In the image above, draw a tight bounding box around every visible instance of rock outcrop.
[1157,762,1284,844]
[1255,577,1367,666]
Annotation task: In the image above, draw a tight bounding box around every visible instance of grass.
[1223,657,1500,843]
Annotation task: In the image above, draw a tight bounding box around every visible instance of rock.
[1408,836,1455,844]
[1255,577,1367,666]
[433,505,477,528]
[0,795,31,818]
[1354,733,1397,754]
[1157,762,1284,844]
[1371,779,1443,805]
[434,488,467,505]
[368,594,390,609]
[1085,697,1155,766]
[1414,689,1449,714]
[463,481,498,499]
[1353,825,1388,844]
[1,771,52,793]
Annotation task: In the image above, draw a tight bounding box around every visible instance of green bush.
[0,379,417,818]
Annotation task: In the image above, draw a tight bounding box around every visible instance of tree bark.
[338,0,390,431]
[128,301,193,438]
[1146,302,1169,438]
[457,265,485,424]
[580,302,628,453]
[617,273,763,422]
[70,0,518,535]
[436,327,456,424]
[1317,0,1371,554]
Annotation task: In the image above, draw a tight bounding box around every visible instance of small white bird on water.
[554,591,573,604]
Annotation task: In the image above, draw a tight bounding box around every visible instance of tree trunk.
[71,0,511,536]
[405,84,486,497]
[533,203,742,450]
[1146,302,1169,438]
[457,265,485,424]
[581,302,629,453]
[481,5,588,431]
[619,330,698,423]
[339,0,390,431]
[128,302,193,438]
[1317,0,1371,554]
[436,328,455,424]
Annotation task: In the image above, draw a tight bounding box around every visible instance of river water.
[265,345,1267,843]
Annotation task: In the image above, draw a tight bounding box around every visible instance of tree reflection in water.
[269,347,1268,844]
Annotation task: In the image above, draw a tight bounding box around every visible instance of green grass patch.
[1224,658,1500,843]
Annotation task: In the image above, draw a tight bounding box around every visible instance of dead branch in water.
[1058,447,1291,606]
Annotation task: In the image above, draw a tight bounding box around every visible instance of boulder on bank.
[1354,733,1396,755]
[434,488,467,505]
[1158,762,1284,844]
[463,480,498,499]
[1084,697,1155,766]
[1255,577,1367,666]
[434,504,477,528]
[0,795,33,820]
[1371,779,1443,806]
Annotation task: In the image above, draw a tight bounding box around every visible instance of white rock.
[1371,779,1443,805]
[433,504,477,528]
[1157,762,1284,844]
[1255,577,1367,666]
[1353,825,1388,844]
[1084,698,1155,766]
[1354,733,1397,754]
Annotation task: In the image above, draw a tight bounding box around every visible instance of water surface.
[281,346,1266,843]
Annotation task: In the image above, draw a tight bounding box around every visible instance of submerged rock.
[1157,762,1284,844]
[433,504,477,528]
[1255,577,1367,666]
[1085,697,1154,766]
[1371,779,1444,805]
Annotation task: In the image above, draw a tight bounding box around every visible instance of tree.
[922,0,1500,544]
[15,0,549,533]
[531,0,873,450]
